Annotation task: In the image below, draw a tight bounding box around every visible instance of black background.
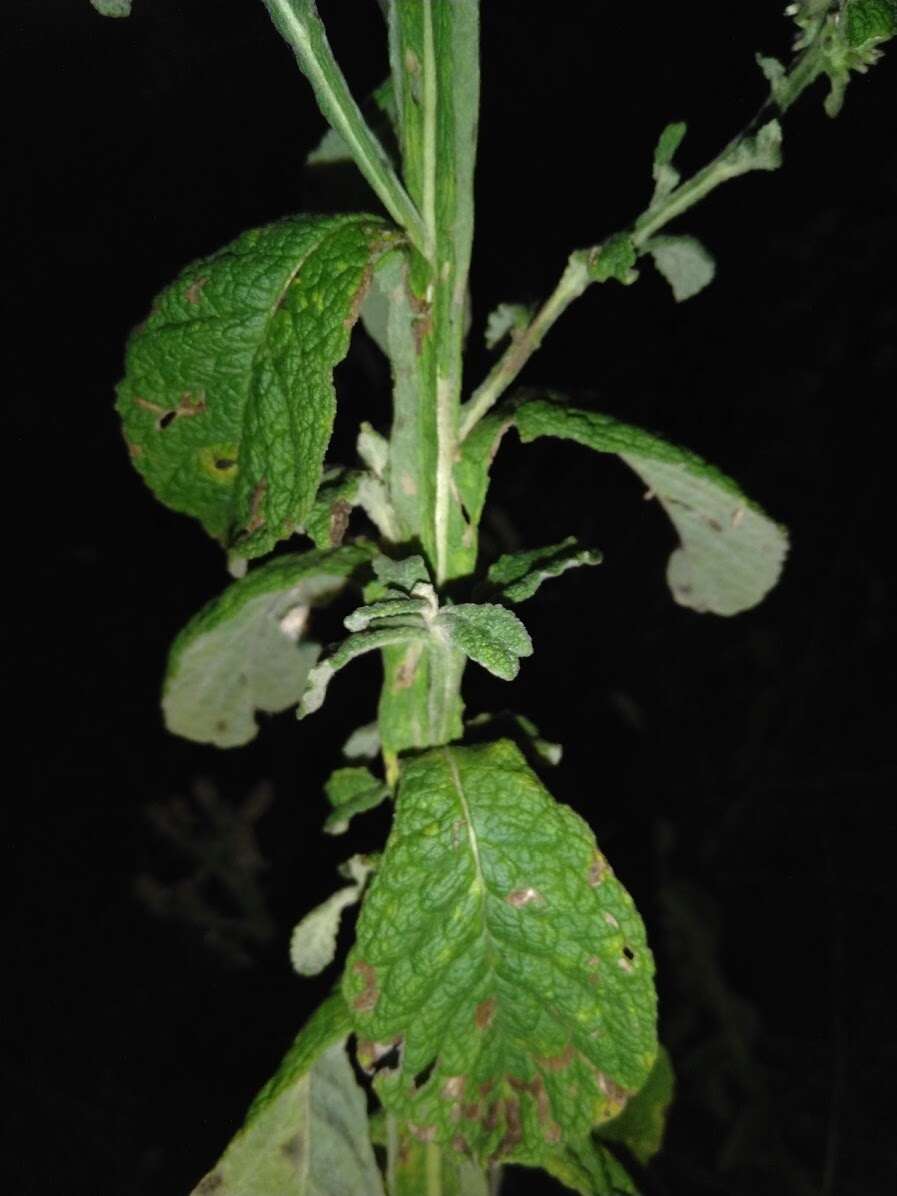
[7,3,896,1193]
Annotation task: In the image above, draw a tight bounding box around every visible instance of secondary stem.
[457,24,835,441]
[458,253,590,441]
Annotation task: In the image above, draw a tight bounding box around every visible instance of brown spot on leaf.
[329,499,352,546]
[442,1075,465,1100]
[544,1121,562,1144]
[618,956,634,973]
[344,263,373,330]
[242,478,268,536]
[176,390,207,417]
[495,1097,523,1156]
[483,1099,501,1132]
[539,1043,575,1072]
[506,887,542,908]
[127,441,142,458]
[184,276,208,305]
[596,1071,631,1114]
[134,396,166,417]
[604,912,619,928]
[479,1079,495,1097]
[732,504,746,528]
[280,1133,303,1163]
[452,1134,468,1155]
[462,1102,481,1120]
[352,959,379,1013]
[588,853,610,886]
[194,1175,224,1194]
[474,997,496,1031]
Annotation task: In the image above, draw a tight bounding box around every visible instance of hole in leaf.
[370,1042,401,1075]
[622,946,634,961]
[215,458,237,471]
[413,1059,436,1090]
[158,410,176,430]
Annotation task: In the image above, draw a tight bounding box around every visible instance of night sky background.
[8,3,897,1193]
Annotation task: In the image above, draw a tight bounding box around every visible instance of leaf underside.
[118,213,395,559]
[512,396,789,616]
[345,740,657,1164]
[163,545,371,747]
[191,992,384,1195]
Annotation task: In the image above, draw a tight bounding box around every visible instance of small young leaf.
[344,740,657,1162]
[302,468,361,549]
[373,553,431,593]
[163,545,371,747]
[436,603,533,680]
[646,235,716,302]
[596,1045,674,1165]
[487,538,602,603]
[344,595,431,633]
[725,119,782,174]
[587,234,638,285]
[342,721,381,759]
[512,396,788,616]
[357,421,390,478]
[756,53,790,107]
[91,0,131,15]
[300,626,427,717]
[651,120,687,204]
[466,711,563,767]
[485,302,532,350]
[289,855,374,976]
[323,766,389,835]
[117,214,397,559]
[190,992,384,1195]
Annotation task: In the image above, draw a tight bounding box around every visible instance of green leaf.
[487,538,602,604]
[289,855,374,976]
[650,121,686,204]
[344,740,657,1164]
[91,0,131,15]
[596,1045,674,1165]
[373,553,432,593]
[455,407,516,531]
[539,1138,639,1195]
[512,396,789,616]
[301,468,361,549]
[485,302,532,350]
[846,0,897,48]
[117,213,397,559]
[646,235,716,302]
[163,545,371,747]
[191,992,384,1195]
[323,766,389,835]
[587,235,638,285]
[436,604,533,681]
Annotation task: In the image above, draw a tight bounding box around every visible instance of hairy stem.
[263,0,427,253]
[458,253,590,441]
[458,18,838,440]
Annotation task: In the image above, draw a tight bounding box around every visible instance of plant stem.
[458,253,590,441]
[458,23,835,441]
[263,0,427,254]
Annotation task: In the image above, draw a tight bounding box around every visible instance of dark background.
[7,2,896,1193]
